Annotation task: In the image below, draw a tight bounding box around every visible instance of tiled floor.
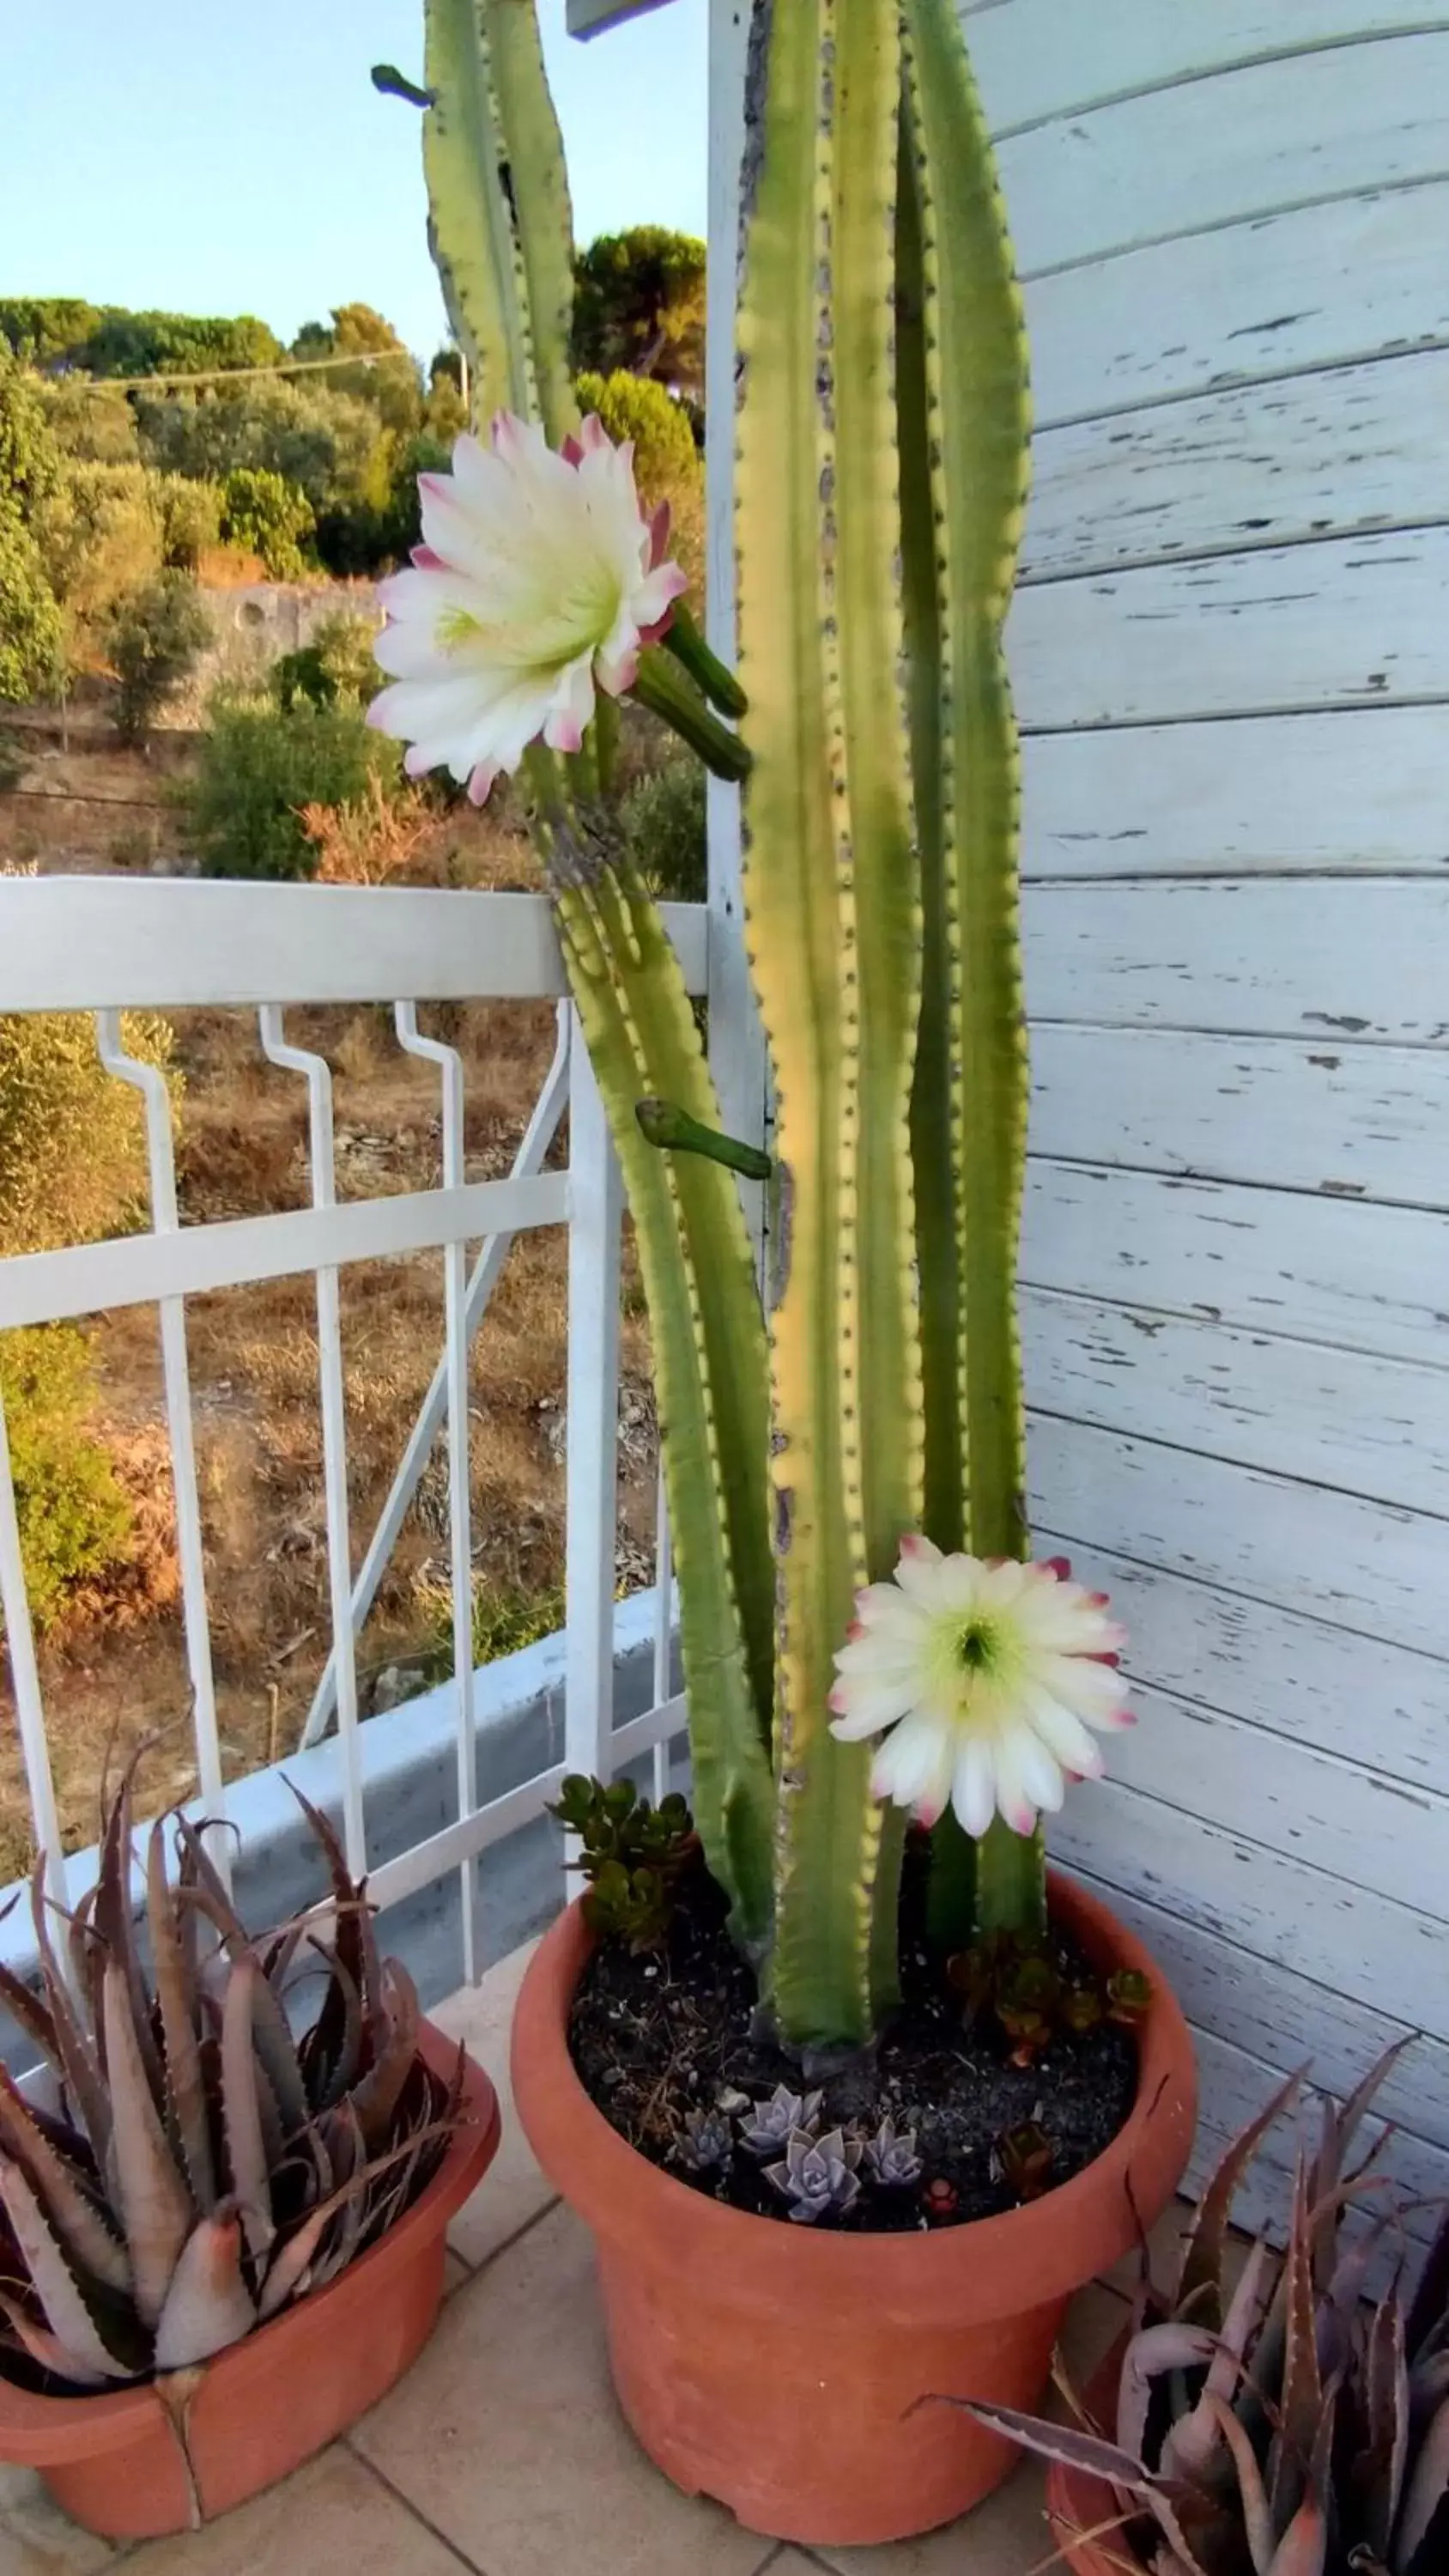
[0,1939,1168,2576]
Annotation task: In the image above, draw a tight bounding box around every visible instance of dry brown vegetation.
[0,749,660,1880]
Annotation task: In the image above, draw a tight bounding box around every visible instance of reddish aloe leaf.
[1397,2389,1449,2573]
[246,1963,310,2138]
[349,1959,421,2150]
[28,1864,111,2162]
[1270,2159,1324,2527]
[152,2207,257,2372]
[0,1956,59,2069]
[1361,2290,1411,2558]
[1203,2397,1276,2576]
[0,2287,113,2389]
[0,2068,130,2297]
[101,1959,194,2330]
[146,1820,216,2215]
[0,2156,131,2384]
[1266,2490,1326,2576]
[172,1817,250,1958]
[94,1759,165,2111]
[219,1961,275,2265]
[1178,2069,1305,2327]
[1407,2208,1449,2364]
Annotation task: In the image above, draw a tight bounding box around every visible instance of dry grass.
[0,769,661,1878]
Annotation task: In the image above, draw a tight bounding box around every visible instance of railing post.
[563,1009,623,1878]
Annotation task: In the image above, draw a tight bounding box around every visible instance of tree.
[106,573,212,742]
[0,350,64,699]
[219,466,315,578]
[33,459,164,639]
[0,298,103,366]
[289,304,422,438]
[572,228,706,405]
[72,308,285,379]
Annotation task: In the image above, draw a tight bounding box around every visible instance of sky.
[1,0,706,361]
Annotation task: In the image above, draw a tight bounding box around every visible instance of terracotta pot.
[0,2020,500,2541]
[1046,2333,1145,2576]
[511,1869,1196,2548]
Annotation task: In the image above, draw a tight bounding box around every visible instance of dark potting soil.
[567,1857,1139,2233]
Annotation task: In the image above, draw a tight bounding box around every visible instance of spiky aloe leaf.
[0,2068,130,2299]
[556,864,775,1943]
[0,2157,131,2382]
[1116,2321,1218,2460]
[1398,2393,1449,2572]
[101,1961,193,2330]
[29,1863,110,2162]
[1203,2397,1276,2576]
[1162,2236,1276,2483]
[1177,2067,1304,2327]
[1269,2161,1323,2530]
[1361,2290,1412,2562]
[349,1959,421,2150]
[152,2207,257,2372]
[942,2394,1212,2576]
[1267,2492,1327,2576]
[422,0,575,441]
[147,1820,215,2214]
[737,0,920,2045]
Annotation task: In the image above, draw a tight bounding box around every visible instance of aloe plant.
[393,0,1040,2050]
[0,1761,462,2397]
[952,2045,1449,2576]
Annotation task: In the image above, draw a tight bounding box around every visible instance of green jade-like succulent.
[404,0,1034,2051]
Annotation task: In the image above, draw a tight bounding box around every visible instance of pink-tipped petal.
[1043,1555,1072,1581]
[466,761,498,807]
[411,544,446,570]
[544,711,585,755]
[1008,1805,1038,1838]
[561,434,585,467]
[579,413,609,453]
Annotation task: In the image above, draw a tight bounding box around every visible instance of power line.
[54,348,429,395]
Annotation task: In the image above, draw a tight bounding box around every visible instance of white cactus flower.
[367,410,688,804]
[828,1538,1132,1839]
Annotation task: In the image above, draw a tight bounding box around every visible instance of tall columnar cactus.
[397,0,1038,2045]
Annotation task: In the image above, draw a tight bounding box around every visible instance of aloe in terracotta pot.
[0,1759,498,2537]
[369,0,1196,2543]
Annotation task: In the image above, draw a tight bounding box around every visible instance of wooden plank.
[1099,1680,1449,1917]
[1029,1415,1449,1657]
[1023,879,1449,1045]
[1023,1161,1449,1370]
[1023,349,1449,580]
[1008,528,1449,730]
[999,35,1449,277]
[1020,708,1449,878]
[1024,1286,1447,1516]
[0,882,708,1012]
[967,1,1449,137]
[1071,1867,1449,2146]
[1050,1772,1449,2041]
[1047,1542,1449,1795]
[1025,181,1449,429]
[1032,1024,1449,1205]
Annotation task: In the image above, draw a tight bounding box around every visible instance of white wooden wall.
[956,0,1449,2222]
[704,0,1449,2222]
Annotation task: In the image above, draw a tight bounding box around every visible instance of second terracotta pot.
[512,1870,1196,2548]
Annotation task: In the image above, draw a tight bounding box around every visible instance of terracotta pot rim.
[0,2016,499,2469]
[512,1866,1197,2324]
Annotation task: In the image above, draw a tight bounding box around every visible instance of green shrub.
[0,1326,133,1635]
[183,694,397,881]
[106,571,212,743]
[219,466,315,579]
[270,608,382,714]
[33,459,164,637]
[0,353,64,701]
[416,1577,567,1685]
[152,471,221,569]
[0,1005,177,1255]
[621,756,706,903]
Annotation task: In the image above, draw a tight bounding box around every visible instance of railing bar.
[563,1011,623,1893]
[258,1011,367,1879]
[0,1392,69,1905]
[300,1003,571,1749]
[652,1461,672,1804]
[0,1174,569,1332]
[94,1015,227,1876]
[361,1691,688,1913]
[395,1005,480,1986]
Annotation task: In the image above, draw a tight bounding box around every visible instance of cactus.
[408,0,1040,2046]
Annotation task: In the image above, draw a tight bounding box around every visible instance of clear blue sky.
[2,1,706,361]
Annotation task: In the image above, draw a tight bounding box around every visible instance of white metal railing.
[0,877,704,1965]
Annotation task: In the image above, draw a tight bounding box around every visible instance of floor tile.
[0,2464,114,2574]
[352,2202,767,2576]
[813,2279,1129,2576]
[120,2449,463,2576]
[430,1937,556,2268]
[444,2248,471,2296]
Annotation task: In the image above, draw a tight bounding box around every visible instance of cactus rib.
[738,0,919,2044]
[900,0,1041,1938]
[555,861,775,1943]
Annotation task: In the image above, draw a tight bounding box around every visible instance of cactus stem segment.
[663,603,749,720]
[635,1099,773,1182]
[631,647,752,781]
